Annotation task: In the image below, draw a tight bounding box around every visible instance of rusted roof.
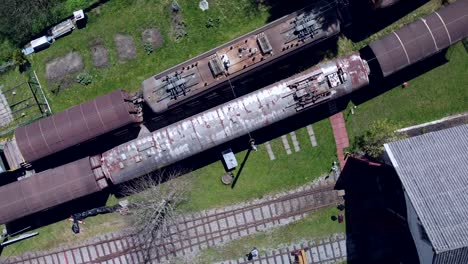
[15,90,142,163]
[103,54,369,184]
[0,157,105,224]
[369,0,468,77]
[142,0,341,114]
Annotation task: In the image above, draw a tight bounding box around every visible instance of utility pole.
[231,138,257,189]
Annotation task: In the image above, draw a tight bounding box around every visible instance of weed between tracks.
[190,206,345,263]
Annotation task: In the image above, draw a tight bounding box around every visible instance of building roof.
[384,124,468,253]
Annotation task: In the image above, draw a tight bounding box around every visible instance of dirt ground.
[114,34,137,60]
[91,44,109,68]
[141,29,164,49]
[45,52,84,80]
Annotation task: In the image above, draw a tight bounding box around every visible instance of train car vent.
[257,33,272,54]
[208,56,224,77]
[294,13,318,40]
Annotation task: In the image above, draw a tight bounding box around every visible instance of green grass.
[192,206,345,263]
[0,213,126,257]
[30,0,270,112]
[346,42,468,144]
[0,70,46,135]
[177,119,336,212]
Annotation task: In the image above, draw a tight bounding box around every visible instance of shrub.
[205,17,220,28]
[354,119,406,159]
[143,42,154,55]
[76,72,93,85]
[0,39,15,64]
[12,49,30,72]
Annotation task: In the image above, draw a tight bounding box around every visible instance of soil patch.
[90,44,109,68]
[114,34,137,60]
[141,29,164,49]
[46,52,84,80]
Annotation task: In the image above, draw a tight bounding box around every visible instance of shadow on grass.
[343,0,430,42]
[336,157,419,263]
[3,45,451,238]
[5,191,110,236]
[254,0,429,41]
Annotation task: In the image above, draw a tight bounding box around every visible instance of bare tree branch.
[120,170,191,263]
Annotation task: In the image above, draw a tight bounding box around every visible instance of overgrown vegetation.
[76,72,93,85]
[143,42,154,55]
[352,119,406,159]
[194,206,345,263]
[0,0,99,46]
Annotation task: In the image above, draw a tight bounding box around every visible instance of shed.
[384,124,468,264]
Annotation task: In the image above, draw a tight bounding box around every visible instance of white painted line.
[265,141,275,160]
[435,12,452,45]
[306,125,318,147]
[289,131,300,152]
[281,135,292,155]
[420,18,439,51]
[393,31,410,65]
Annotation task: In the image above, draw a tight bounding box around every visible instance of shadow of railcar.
[2,44,451,238]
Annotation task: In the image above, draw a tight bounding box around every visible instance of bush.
[143,42,154,55]
[76,72,93,85]
[0,39,15,64]
[354,119,406,159]
[205,17,220,28]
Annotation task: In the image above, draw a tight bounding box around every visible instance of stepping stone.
[281,135,292,155]
[307,125,318,147]
[265,141,275,160]
[289,131,300,152]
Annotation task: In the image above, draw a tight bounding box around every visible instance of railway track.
[4,183,342,264]
[215,234,347,264]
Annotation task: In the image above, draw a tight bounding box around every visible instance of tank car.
[99,54,370,184]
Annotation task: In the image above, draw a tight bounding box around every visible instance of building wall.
[405,192,434,264]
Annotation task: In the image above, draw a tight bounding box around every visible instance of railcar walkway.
[329,112,349,169]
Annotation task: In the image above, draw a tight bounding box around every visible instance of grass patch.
[194,206,345,263]
[346,42,468,144]
[1,213,126,257]
[30,0,270,112]
[178,119,336,212]
[0,70,48,136]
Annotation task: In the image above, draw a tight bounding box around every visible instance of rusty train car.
[0,0,466,225]
[1,0,342,170]
[3,90,143,170]
[141,0,342,114]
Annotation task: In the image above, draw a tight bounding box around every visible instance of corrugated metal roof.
[385,124,468,253]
